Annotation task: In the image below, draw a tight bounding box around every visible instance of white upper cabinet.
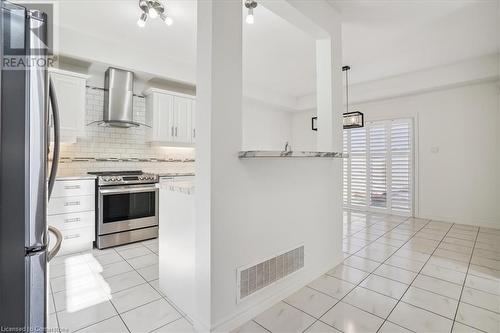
[48,68,89,143]
[144,88,195,146]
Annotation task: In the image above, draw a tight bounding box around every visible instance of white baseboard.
[416,213,500,229]
[210,255,342,333]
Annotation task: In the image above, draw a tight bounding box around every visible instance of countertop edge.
[238,151,348,158]
[159,173,195,178]
[56,175,97,181]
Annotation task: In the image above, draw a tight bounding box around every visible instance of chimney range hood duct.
[103,67,140,128]
[88,67,148,128]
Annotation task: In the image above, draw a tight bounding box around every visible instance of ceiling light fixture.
[245,0,257,24]
[137,0,173,28]
[342,66,364,129]
[137,12,148,28]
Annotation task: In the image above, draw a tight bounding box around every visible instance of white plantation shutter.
[343,131,349,206]
[343,118,412,215]
[390,119,412,212]
[349,127,367,207]
[369,122,387,208]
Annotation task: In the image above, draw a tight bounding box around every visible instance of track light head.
[245,0,257,24]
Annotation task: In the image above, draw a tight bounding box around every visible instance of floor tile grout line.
[251,319,273,332]
[300,213,410,333]
[112,243,185,321]
[145,317,183,333]
[108,300,133,333]
[302,215,427,333]
[449,225,480,333]
[74,241,169,332]
[71,313,118,333]
[375,221,455,333]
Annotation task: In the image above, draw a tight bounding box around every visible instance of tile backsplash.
[57,87,195,177]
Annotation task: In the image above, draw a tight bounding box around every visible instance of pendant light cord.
[345,68,349,113]
[343,65,350,114]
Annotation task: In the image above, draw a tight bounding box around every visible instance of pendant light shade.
[342,66,364,129]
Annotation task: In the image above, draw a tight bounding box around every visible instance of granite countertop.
[239,151,348,158]
[160,179,195,195]
[159,172,195,178]
[55,173,194,180]
[56,174,97,181]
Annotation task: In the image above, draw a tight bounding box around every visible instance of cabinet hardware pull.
[193,129,195,138]
[64,185,80,190]
[171,126,174,137]
[64,234,80,239]
[64,217,81,223]
[175,127,178,137]
[64,201,80,206]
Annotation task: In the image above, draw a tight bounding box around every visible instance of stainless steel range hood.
[102,67,140,128]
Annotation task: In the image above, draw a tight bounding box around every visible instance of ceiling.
[52,0,498,102]
[332,0,500,84]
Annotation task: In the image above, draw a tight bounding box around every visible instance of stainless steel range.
[88,171,159,249]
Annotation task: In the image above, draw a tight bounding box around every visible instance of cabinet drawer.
[48,211,95,231]
[52,180,95,198]
[58,226,94,255]
[48,195,94,215]
[61,226,94,242]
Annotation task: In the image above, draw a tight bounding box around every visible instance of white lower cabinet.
[144,88,195,146]
[49,179,96,255]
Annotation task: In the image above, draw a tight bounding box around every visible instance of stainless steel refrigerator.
[0,1,62,331]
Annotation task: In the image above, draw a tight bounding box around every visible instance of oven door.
[98,184,159,235]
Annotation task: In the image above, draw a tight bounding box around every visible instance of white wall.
[291,109,317,151]
[242,101,293,151]
[196,1,343,331]
[351,81,499,228]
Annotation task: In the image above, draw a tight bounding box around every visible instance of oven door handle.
[99,186,158,195]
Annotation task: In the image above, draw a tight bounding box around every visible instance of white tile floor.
[48,211,500,333]
[48,239,195,333]
[235,211,500,333]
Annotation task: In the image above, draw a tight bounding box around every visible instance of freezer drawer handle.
[47,226,63,262]
[65,217,81,223]
[64,185,81,190]
[64,201,80,207]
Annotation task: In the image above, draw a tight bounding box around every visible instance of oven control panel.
[98,173,159,186]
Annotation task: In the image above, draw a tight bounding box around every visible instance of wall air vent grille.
[237,245,304,301]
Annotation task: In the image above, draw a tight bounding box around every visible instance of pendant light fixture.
[342,65,364,129]
[137,0,173,28]
[245,0,257,24]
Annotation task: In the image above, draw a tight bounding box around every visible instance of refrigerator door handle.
[48,77,60,199]
[47,225,62,261]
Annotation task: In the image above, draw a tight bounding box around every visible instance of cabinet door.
[50,72,86,142]
[156,93,175,142]
[173,96,192,143]
[191,100,196,144]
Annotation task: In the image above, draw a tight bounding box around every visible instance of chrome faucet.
[281,141,292,156]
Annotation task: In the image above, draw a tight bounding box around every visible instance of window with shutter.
[343,118,413,215]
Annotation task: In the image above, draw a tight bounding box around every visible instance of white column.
[195,0,242,330]
[316,31,343,152]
